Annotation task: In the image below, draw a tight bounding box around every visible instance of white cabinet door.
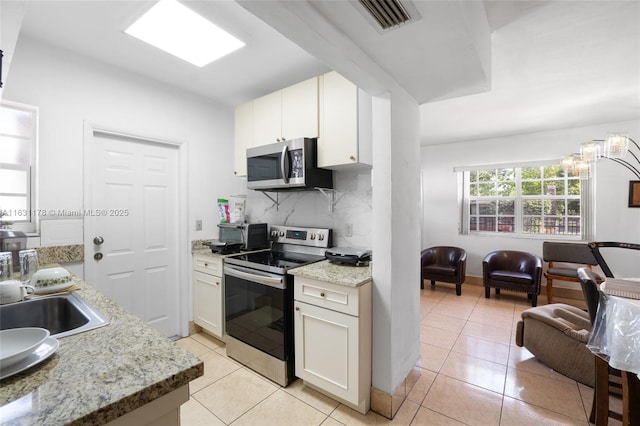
[294,300,359,404]
[193,270,223,338]
[252,90,282,146]
[319,71,358,168]
[282,77,319,140]
[318,71,372,169]
[234,101,252,177]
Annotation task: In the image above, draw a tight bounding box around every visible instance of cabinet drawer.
[193,254,223,276]
[294,276,360,316]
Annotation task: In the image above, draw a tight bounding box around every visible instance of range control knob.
[279,231,285,237]
[271,230,278,237]
[318,234,325,241]
[310,233,316,240]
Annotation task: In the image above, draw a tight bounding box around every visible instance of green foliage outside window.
[468,165,581,236]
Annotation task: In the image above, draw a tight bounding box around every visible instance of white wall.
[421,119,640,280]
[5,36,243,242]
[4,36,243,326]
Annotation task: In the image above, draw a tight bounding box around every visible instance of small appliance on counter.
[202,241,244,255]
[325,247,372,266]
[204,223,269,255]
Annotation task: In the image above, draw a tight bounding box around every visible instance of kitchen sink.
[0,292,109,338]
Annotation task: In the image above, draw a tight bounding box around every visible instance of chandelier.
[562,133,640,180]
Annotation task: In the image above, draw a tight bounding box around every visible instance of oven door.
[223,264,292,361]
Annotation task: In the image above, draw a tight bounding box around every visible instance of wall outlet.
[345,223,353,237]
[195,219,202,231]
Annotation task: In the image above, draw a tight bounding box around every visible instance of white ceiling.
[15,1,640,146]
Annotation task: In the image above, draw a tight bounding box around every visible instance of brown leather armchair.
[482,250,542,306]
[421,246,467,296]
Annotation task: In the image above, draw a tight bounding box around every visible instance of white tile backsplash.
[244,169,372,249]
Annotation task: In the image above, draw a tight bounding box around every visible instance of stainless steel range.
[223,225,331,386]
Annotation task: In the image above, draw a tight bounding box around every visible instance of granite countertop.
[289,260,372,288]
[0,273,203,425]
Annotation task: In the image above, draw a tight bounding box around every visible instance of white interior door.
[85,128,180,337]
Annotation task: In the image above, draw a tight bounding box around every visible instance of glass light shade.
[604,133,629,159]
[580,141,601,162]
[573,158,592,180]
[560,155,575,175]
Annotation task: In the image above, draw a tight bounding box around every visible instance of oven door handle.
[224,265,286,289]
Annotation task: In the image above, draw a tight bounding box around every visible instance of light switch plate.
[345,223,353,237]
[195,219,202,231]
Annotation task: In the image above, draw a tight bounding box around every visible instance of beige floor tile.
[330,404,390,425]
[191,332,224,350]
[452,334,510,365]
[232,389,328,426]
[507,345,576,384]
[504,367,585,420]
[180,398,225,426]
[406,369,437,405]
[422,375,502,425]
[419,325,459,350]
[189,349,241,393]
[500,396,588,425]
[418,343,450,373]
[321,417,347,426]
[468,307,515,326]
[420,313,467,333]
[410,407,465,425]
[176,337,211,358]
[439,351,507,394]
[389,399,420,425]
[430,302,474,320]
[462,321,513,345]
[577,383,594,420]
[283,379,340,415]
[193,368,278,424]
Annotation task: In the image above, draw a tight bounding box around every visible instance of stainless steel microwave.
[246,138,333,191]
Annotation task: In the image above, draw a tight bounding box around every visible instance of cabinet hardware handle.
[349,155,356,161]
[216,281,220,286]
[204,263,208,267]
[320,292,325,297]
[295,306,300,311]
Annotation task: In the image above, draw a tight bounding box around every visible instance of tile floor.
[177,284,620,425]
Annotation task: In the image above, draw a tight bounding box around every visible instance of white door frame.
[83,121,190,337]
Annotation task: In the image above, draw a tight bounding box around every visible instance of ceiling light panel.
[125,0,245,67]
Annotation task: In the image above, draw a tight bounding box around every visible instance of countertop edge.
[289,260,372,288]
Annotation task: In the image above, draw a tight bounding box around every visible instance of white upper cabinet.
[318,71,372,169]
[281,77,319,141]
[234,101,253,176]
[252,90,283,146]
[252,76,319,146]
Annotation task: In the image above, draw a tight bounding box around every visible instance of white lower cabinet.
[294,276,372,414]
[192,254,224,339]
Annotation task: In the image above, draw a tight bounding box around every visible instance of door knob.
[94,252,103,261]
[93,236,104,245]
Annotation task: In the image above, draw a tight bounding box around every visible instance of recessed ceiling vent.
[359,0,411,30]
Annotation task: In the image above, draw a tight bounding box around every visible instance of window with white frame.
[0,102,37,232]
[460,162,592,239]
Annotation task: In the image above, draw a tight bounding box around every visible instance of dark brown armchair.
[482,250,542,306]
[421,246,467,296]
